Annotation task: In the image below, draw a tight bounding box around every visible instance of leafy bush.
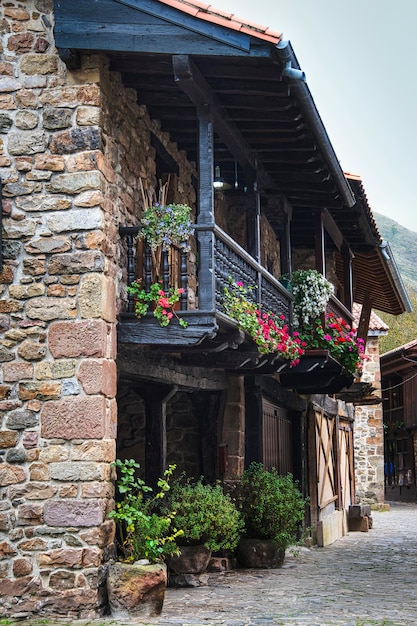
[108,459,182,563]
[236,462,307,551]
[165,478,244,552]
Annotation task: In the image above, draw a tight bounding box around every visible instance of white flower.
[292,269,334,325]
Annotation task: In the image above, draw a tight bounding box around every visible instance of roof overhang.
[54,0,410,317]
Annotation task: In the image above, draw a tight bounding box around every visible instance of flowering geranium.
[292,269,334,326]
[222,279,304,365]
[295,313,367,374]
[139,202,194,252]
[127,279,187,328]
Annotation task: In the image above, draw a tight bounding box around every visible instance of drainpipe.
[276,40,356,209]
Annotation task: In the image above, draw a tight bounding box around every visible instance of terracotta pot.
[107,560,167,618]
[167,545,212,574]
[237,538,285,569]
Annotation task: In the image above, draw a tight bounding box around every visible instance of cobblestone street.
[6,502,417,626]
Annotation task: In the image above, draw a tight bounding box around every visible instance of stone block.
[3,361,34,382]
[77,359,116,397]
[41,395,106,439]
[0,464,26,486]
[44,499,105,527]
[49,320,108,358]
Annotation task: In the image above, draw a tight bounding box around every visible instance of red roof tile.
[157,0,282,44]
[352,303,389,333]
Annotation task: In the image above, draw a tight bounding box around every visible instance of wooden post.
[196,104,216,311]
[314,209,325,275]
[342,242,353,311]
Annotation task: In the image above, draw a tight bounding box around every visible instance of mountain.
[373,213,417,293]
[373,213,417,353]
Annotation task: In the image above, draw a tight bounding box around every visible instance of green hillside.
[374,213,417,292]
[373,212,417,353]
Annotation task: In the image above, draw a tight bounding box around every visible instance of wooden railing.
[212,226,293,324]
[119,224,293,325]
[326,294,354,325]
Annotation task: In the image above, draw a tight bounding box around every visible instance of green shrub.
[108,459,182,563]
[236,462,307,551]
[166,478,245,552]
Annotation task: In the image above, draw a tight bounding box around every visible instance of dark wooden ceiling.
[108,51,382,256]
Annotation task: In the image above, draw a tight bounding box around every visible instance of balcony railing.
[327,294,354,325]
[118,224,293,348]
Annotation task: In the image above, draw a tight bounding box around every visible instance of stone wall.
[0,0,197,616]
[354,336,384,504]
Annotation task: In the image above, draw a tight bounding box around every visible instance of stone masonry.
[353,315,388,505]
[0,0,197,617]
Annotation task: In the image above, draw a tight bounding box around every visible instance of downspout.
[276,40,356,209]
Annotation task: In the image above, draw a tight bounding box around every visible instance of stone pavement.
[9,502,417,626]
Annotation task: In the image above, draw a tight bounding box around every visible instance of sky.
[213,0,417,233]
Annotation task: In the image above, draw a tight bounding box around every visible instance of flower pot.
[106,560,167,618]
[167,544,212,575]
[237,538,285,569]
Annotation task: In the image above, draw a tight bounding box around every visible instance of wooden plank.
[54,0,272,56]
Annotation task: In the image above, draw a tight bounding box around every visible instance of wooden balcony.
[118,224,293,372]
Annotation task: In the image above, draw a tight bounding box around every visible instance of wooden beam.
[342,243,353,311]
[173,55,256,185]
[315,210,325,275]
[357,294,372,344]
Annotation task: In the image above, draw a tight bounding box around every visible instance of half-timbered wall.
[309,398,354,546]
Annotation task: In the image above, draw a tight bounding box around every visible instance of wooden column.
[357,293,372,345]
[280,209,292,278]
[314,209,325,275]
[196,104,216,311]
[342,242,353,311]
[244,377,263,466]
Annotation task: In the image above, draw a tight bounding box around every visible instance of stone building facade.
[353,309,389,504]
[0,0,410,618]
[0,0,197,616]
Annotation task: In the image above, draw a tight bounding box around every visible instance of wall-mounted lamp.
[213,165,232,191]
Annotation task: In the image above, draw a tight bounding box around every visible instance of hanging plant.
[138,178,194,253]
[291,269,334,326]
[222,278,304,365]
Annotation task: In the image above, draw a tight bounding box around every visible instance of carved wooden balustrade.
[118,224,293,350]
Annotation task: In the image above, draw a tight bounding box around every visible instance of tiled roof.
[352,303,389,333]
[158,0,282,44]
[345,172,382,242]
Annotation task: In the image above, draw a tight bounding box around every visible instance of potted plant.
[127,279,188,328]
[164,478,244,579]
[235,462,307,568]
[291,268,334,326]
[291,269,367,375]
[138,177,194,269]
[106,459,182,618]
